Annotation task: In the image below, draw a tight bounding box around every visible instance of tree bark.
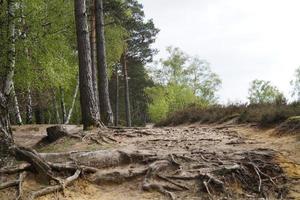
[74,0,101,129]
[122,53,132,127]
[95,0,114,125]
[34,103,44,124]
[114,65,119,126]
[89,0,99,109]
[11,83,22,125]
[52,90,61,124]
[0,0,16,168]
[65,76,79,124]
[0,93,14,168]
[59,86,67,123]
[26,87,33,124]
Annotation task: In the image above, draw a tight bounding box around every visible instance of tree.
[74,0,100,129]
[146,47,221,122]
[95,0,114,125]
[0,0,17,167]
[122,51,132,127]
[185,57,221,103]
[248,79,285,104]
[88,0,99,109]
[290,66,300,101]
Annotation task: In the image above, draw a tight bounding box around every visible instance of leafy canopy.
[248,79,285,104]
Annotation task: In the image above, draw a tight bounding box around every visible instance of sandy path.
[4,124,299,200]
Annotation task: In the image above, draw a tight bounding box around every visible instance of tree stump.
[46,125,68,142]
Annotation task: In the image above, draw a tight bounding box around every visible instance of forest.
[0,0,299,200]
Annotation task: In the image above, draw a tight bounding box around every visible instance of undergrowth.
[156,102,300,127]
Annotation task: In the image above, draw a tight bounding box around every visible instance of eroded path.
[1,124,299,200]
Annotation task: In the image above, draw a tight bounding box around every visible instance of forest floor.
[0,123,299,200]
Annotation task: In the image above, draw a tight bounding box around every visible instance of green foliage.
[145,85,200,122]
[146,47,221,122]
[105,24,128,76]
[248,79,285,104]
[185,57,221,103]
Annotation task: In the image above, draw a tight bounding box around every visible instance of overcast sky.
[139,0,300,103]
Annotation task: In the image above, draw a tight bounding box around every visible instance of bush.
[156,102,300,127]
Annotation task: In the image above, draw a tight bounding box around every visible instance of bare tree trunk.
[0,94,14,168]
[114,65,119,126]
[89,0,99,109]
[95,0,114,125]
[122,53,132,127]
[52,90,61,124]
[0,0,16,167]
[35,96,44,125]
[26,87,33,124]
[74,0,101,129]
[11,83,22,125]
[60,87,67,123]
[65,77,79,124]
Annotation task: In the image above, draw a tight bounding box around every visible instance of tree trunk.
[26,87,33,124]
[65,77,79,124]
[0,94,14,168]
[122,53,132,127]
[35,104,44,124]
[60,87,67,123]
[11,83,22,125]
[95,0,114,125]
[114,65,119,126]
[52,90,61,124]
[89,0,99,109]
[0,0,16,168]
[74,0,100,129]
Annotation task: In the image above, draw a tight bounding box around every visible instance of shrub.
[156,102,300,127]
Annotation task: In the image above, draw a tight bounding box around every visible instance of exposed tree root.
[30,169,80,200]
[0,179,19,190]
[0,125,291,200]
[0,147,289,200]
[16,171,27,200]
[0,163,30,174]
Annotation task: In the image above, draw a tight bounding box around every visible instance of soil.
[1,123,299,200]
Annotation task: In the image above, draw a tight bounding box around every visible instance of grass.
[156,102,300,127]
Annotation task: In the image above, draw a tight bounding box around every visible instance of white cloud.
[139,0,300,102]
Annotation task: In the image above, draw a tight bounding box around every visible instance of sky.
[138,0,300,103]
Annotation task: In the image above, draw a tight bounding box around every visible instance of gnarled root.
[30,169,81,200]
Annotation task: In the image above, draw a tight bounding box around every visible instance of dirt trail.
[1,124,299,200]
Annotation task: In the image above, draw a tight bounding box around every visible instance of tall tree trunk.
[122,53,132,127]
[35,96,44,125]
[60,87,67,123]
[74,0,100,129]
[26,87,33,124]
[95,0,114,125]
[114,65,119,126]
[65,77,79,124]
[11,82,22,125]
[52,90,61,124]
[0,93,14,167]
[0,0,16,167]
[89,0,99,109]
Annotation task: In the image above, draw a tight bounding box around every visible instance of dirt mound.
[276,116,300,135]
